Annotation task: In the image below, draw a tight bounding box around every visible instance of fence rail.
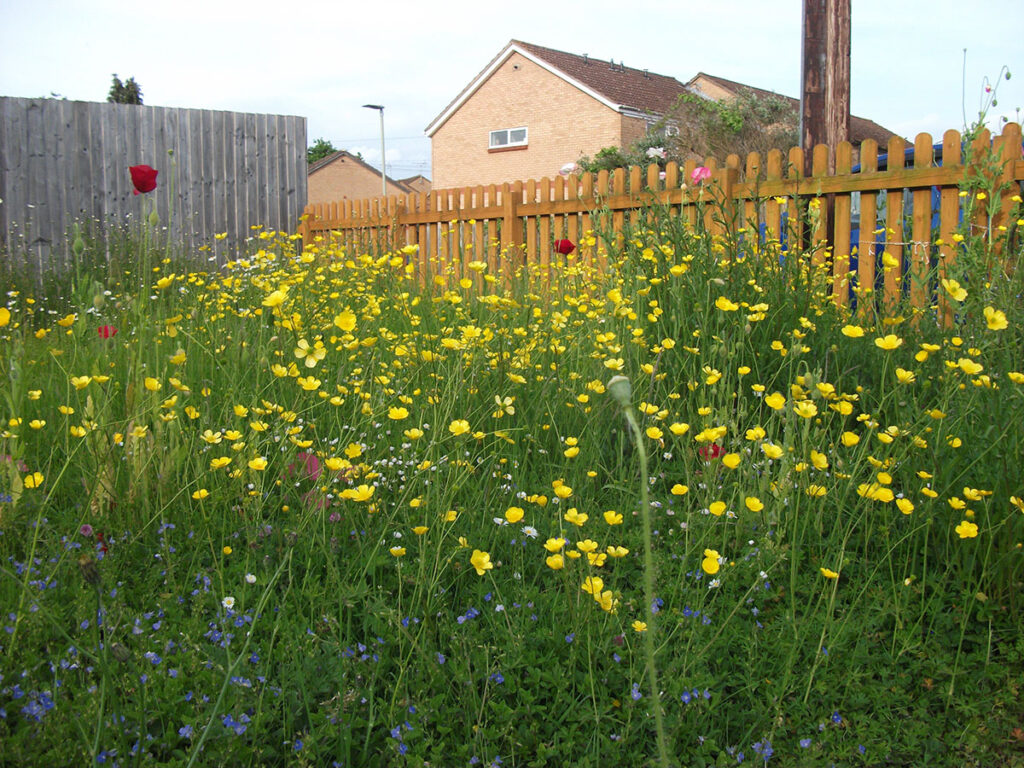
[0,97,306,268]
[302,124,1024,320]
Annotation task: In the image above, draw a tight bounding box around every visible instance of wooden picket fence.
[301,124,1024,318]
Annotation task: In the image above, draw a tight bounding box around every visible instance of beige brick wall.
[620,115,650,149]
[307,156,408,205]
[431,52,624,189]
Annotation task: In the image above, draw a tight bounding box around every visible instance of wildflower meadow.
[1,157,1023,767]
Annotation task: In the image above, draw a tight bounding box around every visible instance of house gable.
[429,50,626,189]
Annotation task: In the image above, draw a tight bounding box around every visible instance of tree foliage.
[577,90,798,174]
[307,138,338,164]
[107,74,143,105]
[666,90,798,162]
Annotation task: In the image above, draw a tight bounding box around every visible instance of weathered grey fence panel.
[0,97,307,268]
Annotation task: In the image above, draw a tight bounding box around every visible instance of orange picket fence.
[301,124,1024,317]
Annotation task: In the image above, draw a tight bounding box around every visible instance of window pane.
[510,128,527,144]
[490,130,508,147]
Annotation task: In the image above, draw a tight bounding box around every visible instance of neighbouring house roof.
[399,174,431,187]
[308,150,411,192]
[425,40,898,147]
[686,72,897,147]
[425,40,691,136]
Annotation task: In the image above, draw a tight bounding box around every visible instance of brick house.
[307,150,412,205]
[398,175,433,196]
[426,40,896,189]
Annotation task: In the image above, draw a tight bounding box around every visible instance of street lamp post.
[362,104,386,197]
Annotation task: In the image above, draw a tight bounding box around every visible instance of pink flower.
[287,452,322,482]
[554,239,575,255]
[98,325,117,339]
[690,166,712,185]
[79,524,94,537]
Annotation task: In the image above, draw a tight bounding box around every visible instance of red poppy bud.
[98,325,118,339]
[129,165,158,195]
[554,239,575,255]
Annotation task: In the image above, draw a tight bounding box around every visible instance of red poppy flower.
[129,165,158,195]
[698,443,723,461]
[98,325,118,339]
[554,239,575,255]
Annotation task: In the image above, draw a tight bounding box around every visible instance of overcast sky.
[1,0,1021,180]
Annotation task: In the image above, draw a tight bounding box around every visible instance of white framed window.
[489,127,528,149]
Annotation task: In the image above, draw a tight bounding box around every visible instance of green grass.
[1,192,1023,767]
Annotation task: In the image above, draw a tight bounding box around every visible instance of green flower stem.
[186,550,293,768]
[609,375,670,768]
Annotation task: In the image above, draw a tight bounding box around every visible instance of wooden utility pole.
[801,0,850,175]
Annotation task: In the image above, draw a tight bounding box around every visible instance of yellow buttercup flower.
[983,306,1008,331]
[954,520,978,539]
[262,289,288,307]
[564,508,588,526]
[874,335,903,351]
[448,419,470,436]
[248,457,268,471]
[957,358,983,375]
[701,549,721,575]
[941,278,967,302]
[341,484,375,502]
[333,310,356,331]
[470,549,493,575]
[793,401,818,419]
[820,567,839,580]
[603,510,623,525]
[505,506,524,524]
[294,338,326,368]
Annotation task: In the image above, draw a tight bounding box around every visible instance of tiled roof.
[687,72,897,146]
[425,41,897,145]
[512,40,691,116]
